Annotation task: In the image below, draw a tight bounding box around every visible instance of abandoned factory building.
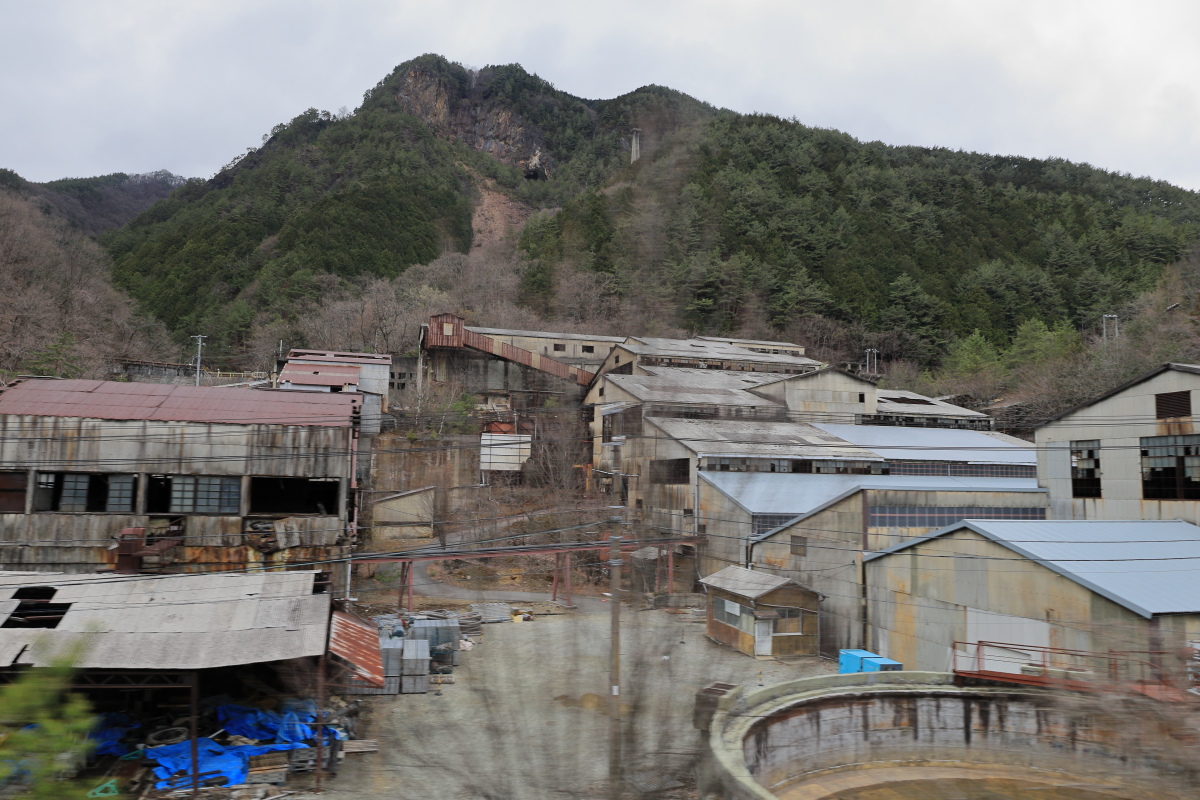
[0,379,361,582]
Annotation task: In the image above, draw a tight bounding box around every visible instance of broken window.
[146,475,240,514]
[1141,434,1200,499]
[648,459,689,485]
[0,472,26,513]
[790,536,808,557]
[582,345,595,354]
[250,477,340,515]
[552,343,566,352]
[34,473,137,512]
[1071,440,1102,498]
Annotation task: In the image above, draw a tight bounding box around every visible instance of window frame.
[33,473,138,513]
[1070,440,1102,498]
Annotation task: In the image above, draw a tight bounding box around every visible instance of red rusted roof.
[329,610,384,687]
[279,365,360,387]
[0,379,358,427]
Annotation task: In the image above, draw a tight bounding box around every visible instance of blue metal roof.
[700,472,1044,519]
[810,424,1036,465]
[865,519,1200,618]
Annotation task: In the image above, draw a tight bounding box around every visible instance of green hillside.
[99,54,1200,363]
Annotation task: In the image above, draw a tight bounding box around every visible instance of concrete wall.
[1036,368,1200,521]
[750,370,877,419]
[703,673,1198,800]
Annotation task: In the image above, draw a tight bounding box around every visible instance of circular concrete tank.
[701,672,1198,800]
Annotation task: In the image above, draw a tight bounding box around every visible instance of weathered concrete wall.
[704,673,1198,800]
[371,433,480,494]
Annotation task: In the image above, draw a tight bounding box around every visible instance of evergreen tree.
[0,661,95,799]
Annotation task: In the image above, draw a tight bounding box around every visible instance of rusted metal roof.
[330,611,384,687]
[0,379,359,427]
[279,364,360,387]
[286,349,392,365]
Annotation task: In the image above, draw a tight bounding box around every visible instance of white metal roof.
[604,371,788,406]
[875,390,988,418]
[646,417,880,461]
[621,337,822,367]
[0,571,329,669]
[700,471,1044,519]
[865,519,1200,618]
[700,565,794,599]
[811,424,1035,465]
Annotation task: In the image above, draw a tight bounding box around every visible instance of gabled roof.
[0,379,359,427]
[700,565,796,599]
[864,519,1200,618]
[750,364,876,389]
[876,389,988,418]
[1040,363,1200,425]
[604,370,787,407]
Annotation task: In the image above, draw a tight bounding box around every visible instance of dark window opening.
[649,458,689,485]
[330,386,343,392]
[0,472,26,513]
[2,601,71,628]
[553,343,566,352]
[35,473,136,512]
[882,396,936,405]
[790,536,808,557]
[1141,434,1200,499]
[1071,440,1102,498]
[858,393,865,403]
[147,475,240,514]
[1156,390,1192,419]
[313,571,331,594]
[635,499,643,508]
[250,477,339,514]
[13,586,56,601]
[582,345,595,354]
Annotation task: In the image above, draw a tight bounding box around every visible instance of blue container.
[838,649,878,674]
[862,657,902,672]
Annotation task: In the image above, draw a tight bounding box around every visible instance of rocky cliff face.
[392,67,555,178]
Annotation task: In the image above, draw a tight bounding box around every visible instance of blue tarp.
[147,738,305,790]
[89,713,140,757]
[215,705,314,743]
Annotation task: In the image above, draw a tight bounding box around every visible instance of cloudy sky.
[4,1,1199,188]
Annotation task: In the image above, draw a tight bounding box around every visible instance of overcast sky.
[4,1,1200,189]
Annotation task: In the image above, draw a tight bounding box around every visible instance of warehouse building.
[1036,362,1200,523]
[864,519,1200,677]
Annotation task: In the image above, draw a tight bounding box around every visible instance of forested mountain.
[94,54,1200,382]
[0,169,185,236]
[0,182,171,379]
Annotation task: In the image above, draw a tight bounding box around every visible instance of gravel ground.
[292,606,834,800]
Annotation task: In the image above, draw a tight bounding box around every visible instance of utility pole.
[608,524,623,800]
[191,335,207,386]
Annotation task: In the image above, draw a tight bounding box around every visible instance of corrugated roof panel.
[701,471,1044,518]
[700,565,792,598]
[648,417,880,461]
[811,423,1036,465]
[0,379,358,427]
[330,611,385,687]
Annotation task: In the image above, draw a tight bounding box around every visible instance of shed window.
[1070,440,1102,498]
[1141,434,1200,499]
[1156,391,1192,419]
[35,473,137,512]
[649,458,689,485]
[146,475,239,514]
[715,598,742,628]
[774,607,804,634]
[0,473,27,513]
[250,477,339,514]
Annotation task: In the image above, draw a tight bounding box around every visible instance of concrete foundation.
[703,672,1198,800]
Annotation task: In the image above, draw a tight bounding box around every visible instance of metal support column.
[315,651,326,792]
[189,671,199,799]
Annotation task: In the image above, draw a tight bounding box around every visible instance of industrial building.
[864,519,1200,676]
[277,349,390,436]
[1036,362,1200,524]
[0,379,360,582]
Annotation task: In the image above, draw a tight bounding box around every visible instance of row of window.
[867,506,1046,528]
[669,458,1033,480]
[0,473,341,515]
[712,597,806,633]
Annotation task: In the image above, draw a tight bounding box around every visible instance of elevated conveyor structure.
[424,313,595,386]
